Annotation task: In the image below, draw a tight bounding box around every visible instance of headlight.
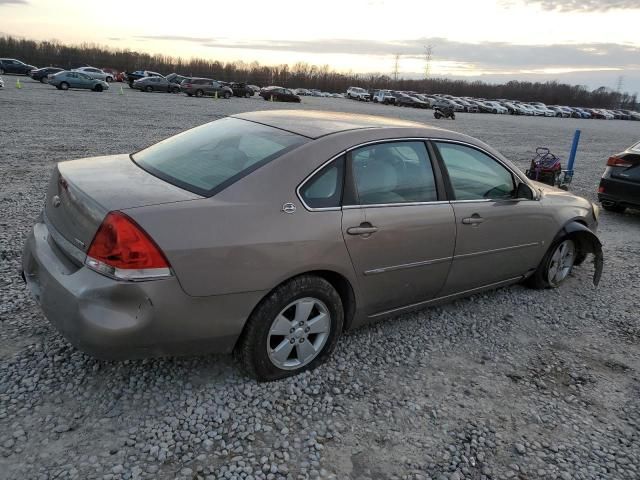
[592,202,600,221]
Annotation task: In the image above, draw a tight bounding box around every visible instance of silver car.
[22,111,603,380]
[48,71,109,92]
[132,76,181,93]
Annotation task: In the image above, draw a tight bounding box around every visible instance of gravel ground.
[1,79,639,480]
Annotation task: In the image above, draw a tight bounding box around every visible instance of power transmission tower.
[616,75,624,108]
[392,54,400,83]
[424,45,433,80]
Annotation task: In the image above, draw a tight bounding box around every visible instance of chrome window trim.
[296,137,535,212]
[343,201,449,209]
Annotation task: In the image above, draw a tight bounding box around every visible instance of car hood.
[531,180,592,209]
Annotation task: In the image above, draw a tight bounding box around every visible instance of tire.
[0,68,4,75]
[195,89,204,97]
[245,91,251,98]
[106,76,113,83]
[171,86,180,93]
[186,93,193,97]
[451,113,455,120]
[526,238,577,289]
[60,82,69,91]
[40,77,46,83]
[94,84,103,92]
[145,85,153,93]
[223,91,231,99]
[434,112,442,119]
[602,203,626,213]
[236,275,344,381]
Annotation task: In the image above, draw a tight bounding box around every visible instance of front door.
[341,141,456,317]
[433,141,556,294]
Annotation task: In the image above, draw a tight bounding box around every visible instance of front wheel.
[236,275,343,381]
[94,84,103,92]
[223,91,231,99]
[434,112,442,119]
[451,113,456,120]
[245,91,251,98]
[527,238,577,289]
[195,89,204,97]
[60,82,69,90]
[106,76,113,83]
[145,85,153,93]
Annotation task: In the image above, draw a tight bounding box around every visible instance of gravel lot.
[1,79,639,480]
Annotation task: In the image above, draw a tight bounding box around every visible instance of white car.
[346,86,371,101]
[594,109,615,120]
[527,104,554,117]
[72,66,112,82]
[515,104,535,115]
[484,101,508,114]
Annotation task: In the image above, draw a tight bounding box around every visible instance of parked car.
[132,76,181,93]
[294,88,311,96]
[125,70,164,87]
[372,90,396,104]
[247,85,261,94]
[22,110,603,380]
[0,58,36,75]
[48,71,109,92]
[29,67,63,83]
[166,73,190,85]
[102,68,125,82]
[503,102,527,115]
[434,98,463,112]
[346,87,370,101]
[230,82,254,98]
[394,92,428,108]
[72,67,113,82]
[483,101,508,114]
[454,98,478,113]
[181,78,233,98]
[572,107,592,119]
[259,86,301,102]
[331,93,344,98]
[597,140,640,213]
[0,76,4,89]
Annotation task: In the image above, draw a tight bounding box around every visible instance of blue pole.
[567,129,581,173]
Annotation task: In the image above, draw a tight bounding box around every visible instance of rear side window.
[132,117,308,196]
[299,156,345,209]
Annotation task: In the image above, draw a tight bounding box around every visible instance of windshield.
[132,117,308,196]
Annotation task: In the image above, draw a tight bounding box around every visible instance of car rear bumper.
[598,177,640,208]
[22,221,266,360]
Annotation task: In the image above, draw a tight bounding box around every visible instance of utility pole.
[615,75,624,108]
[392,54,400,83]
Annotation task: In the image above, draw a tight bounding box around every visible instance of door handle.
[347,224,378,235]
[462,215,484,225]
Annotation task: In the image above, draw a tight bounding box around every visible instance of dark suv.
[230,82,254,98]
[0,58,36,75]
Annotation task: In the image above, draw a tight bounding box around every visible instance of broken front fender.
[557,221,603,286]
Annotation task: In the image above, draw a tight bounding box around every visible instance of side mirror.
[515,182,534,200]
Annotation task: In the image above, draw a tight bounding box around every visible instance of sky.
[1,0,640,93]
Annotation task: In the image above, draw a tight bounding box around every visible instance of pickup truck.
[124,70,164,87]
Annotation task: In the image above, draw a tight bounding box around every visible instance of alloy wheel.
[547,239,576,286]
[267,297,331,370]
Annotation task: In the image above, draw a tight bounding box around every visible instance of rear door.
[433,141,555,295]
[341,140,456,316]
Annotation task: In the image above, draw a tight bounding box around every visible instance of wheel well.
[309,270,356,331]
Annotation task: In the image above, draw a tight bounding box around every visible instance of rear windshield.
[132,117,308,196]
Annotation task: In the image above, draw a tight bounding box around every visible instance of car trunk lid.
[45,154,201,255]
[609,152,640,183]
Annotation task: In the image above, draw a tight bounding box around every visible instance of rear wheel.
[602,203,626,213]
[244,91,251,98]
[527,238,577,289]
[236,275,343,381]
[195,89,204,97]
[223,91,231,99]
[145,85,153,93]
[94,84,103,92]
[40,77,47,83]
[60,82,69,91]
[106,76,113,83]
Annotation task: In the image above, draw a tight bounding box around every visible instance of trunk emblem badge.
[52,195,61,208]
[282,203,296,214]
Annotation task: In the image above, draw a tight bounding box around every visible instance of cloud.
[135,35,218,43]
[502,0,640,12]
[0,0,28,4]
[196,37,639,70]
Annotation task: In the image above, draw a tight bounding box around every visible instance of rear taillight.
[85,211,171,281]
[606,156,633,168]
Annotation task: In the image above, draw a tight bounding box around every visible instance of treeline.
[1,35,636,109]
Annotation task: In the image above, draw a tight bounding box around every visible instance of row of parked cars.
[345,86,640,121]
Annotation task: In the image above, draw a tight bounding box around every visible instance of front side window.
[435,142,515,200]
[132,117,308,196]
[299,156,345,209]
[351,141,437,205]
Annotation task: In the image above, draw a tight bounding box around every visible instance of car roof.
[232,110,443,139]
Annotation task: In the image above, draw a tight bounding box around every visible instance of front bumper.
[22,221,266,359]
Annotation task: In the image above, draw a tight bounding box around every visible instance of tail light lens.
[606,156,633,168]
[85,211,172,281]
